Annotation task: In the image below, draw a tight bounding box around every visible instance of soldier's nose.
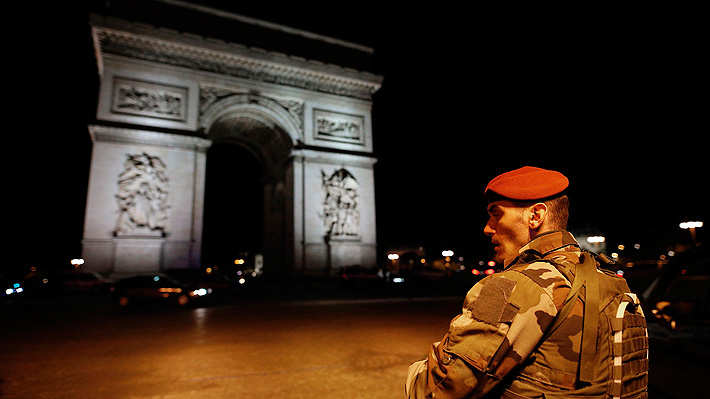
[483,224,495,237]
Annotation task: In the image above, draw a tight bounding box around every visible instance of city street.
[0,293,705,399]
[1,295,460,399]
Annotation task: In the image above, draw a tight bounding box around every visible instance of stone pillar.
[294,150,377,275]
[82,126,211,277]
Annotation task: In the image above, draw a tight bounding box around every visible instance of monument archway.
[201,142,263,270]
[202,99,297,275]
[81,12,382,278]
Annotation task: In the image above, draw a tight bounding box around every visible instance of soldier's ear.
[528,202,547,229]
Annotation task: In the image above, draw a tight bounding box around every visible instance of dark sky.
[9,2,707,269]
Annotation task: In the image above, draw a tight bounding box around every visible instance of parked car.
[111,273,210,307]
[335,265,385,287]
[643,246,710,331]
[165,268,238,297]
[53,271,114,294]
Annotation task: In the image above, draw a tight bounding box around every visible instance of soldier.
[405,166,648,398]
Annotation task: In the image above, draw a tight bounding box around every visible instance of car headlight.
[190,288,208,297]
[5,283,23,295]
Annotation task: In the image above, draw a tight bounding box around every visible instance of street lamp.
[680,221,703,244]
[70,258,84,270]
[441,250,453,269]
[586,236,605,243]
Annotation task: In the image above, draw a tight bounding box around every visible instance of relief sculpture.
[115,152,170,236]
[313,109,364,145]
[112,77,187,121]
[320,168,359,237]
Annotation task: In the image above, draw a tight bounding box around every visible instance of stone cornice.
[90,15,383,101]
[89,125,212,152]
[292,149,377,167]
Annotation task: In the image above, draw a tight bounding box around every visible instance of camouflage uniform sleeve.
[408,261,570,399]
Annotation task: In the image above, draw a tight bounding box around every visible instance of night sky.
[9,2,707,270]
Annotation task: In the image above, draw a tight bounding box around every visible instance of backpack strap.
[535,251,599,383]
[578,251,600,383]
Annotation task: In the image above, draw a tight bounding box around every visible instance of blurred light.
[618,245,625,250]
[158,288,182,293]
[616,270,624,276]
[153,276,160,282]
[659,254,667,260]
[387,253,399,260]
[487,260,496,267]
[668,250,675,257]
[190,288,208,297]
[5,289,13,295]
[485,268,495,275]
[420,258,426,264]
[587,236,605,243]
[459,265,465,271]
[70,258,85,266]
[634,244,641,250]
[442,250,454,257]
[205,267,213,274]
[471,269,480,275]
[392,277,404,283]
[680,221,703,229]
[238,278,246,284]
[458,256,464,262]
[611,253,619,259]
[234,259,245,265]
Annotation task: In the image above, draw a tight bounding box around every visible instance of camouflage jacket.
[407,230,583,399]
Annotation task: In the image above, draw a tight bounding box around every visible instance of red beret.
[485,166,568,202]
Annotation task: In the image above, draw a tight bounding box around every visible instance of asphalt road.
[0,295,460,399]
[0,294,705,399]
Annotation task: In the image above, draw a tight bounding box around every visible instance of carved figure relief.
[314,109,364,145]
[112,77,187,121]
[115,153,170,236]
[199,87,304,135]
[319,168,359,237]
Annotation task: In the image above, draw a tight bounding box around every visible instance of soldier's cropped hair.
[513,195,569,230]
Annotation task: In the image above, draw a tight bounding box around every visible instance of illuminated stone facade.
[82,13,381,277]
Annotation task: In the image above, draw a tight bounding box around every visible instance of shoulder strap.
[578,252,600,383]
[536,251,599,383]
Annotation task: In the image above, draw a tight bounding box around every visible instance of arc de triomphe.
[81,13,382,277]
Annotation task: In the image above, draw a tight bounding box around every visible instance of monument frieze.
[112,77,188,121]
[93,21,382,100]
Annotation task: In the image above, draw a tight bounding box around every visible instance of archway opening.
[202,142,263,269]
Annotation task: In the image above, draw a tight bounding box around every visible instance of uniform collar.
[504,230,579,267]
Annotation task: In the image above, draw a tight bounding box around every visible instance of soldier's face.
[484,201,530,263]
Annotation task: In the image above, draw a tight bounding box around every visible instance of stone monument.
[81,5,382,277]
